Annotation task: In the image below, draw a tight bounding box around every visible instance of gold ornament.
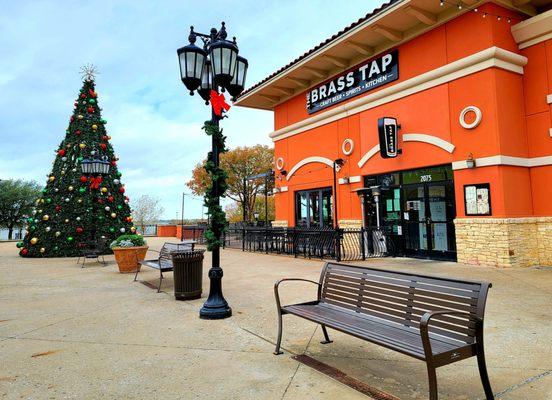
[68,186,74,191]
[110,213,117,218]
[77,199,82,203]
[130,226,136,233]
[30,237,38,245]
[77,114,83,119]
[40,199,45,204]
[79,143,86,149]
[101,187,108,193]
[49,176,55,182]
[92,124,98,130]
[42,215,49,221]
[40,247,46,253]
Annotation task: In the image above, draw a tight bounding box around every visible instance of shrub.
[110,234,147,249]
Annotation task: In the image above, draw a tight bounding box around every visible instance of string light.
[438,0,521,24]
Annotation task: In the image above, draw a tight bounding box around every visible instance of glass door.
[295,188,333,228]
[402,181,456,259]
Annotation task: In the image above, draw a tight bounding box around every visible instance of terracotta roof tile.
[236,0,400,99]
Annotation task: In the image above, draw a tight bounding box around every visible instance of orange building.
[235,0,552,267]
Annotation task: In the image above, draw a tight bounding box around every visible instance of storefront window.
[295,188,333,228]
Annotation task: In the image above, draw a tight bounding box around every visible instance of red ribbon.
[209,90,230,116]
[89,176,102,190]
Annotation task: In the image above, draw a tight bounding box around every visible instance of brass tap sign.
[306,50,398,114]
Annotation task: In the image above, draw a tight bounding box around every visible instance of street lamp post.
[177,22,248,320]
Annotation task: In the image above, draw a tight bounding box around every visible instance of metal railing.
[181,226,207,244]
[222,226,393,261]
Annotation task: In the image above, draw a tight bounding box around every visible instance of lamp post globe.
[177,29,207,94]
[227,56,248,100]
[198,59,213,105]
[209,31,239,90]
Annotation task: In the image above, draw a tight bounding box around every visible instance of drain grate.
[292,354,401,400]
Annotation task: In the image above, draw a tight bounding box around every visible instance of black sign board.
[306,50,398,114]
[378,117,398,158]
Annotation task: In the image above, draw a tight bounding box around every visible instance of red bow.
[209,90,230,117]
[89,176,102,190]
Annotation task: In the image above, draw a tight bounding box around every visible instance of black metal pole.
[200,108,231,319]
[243,177,247,225]
[181,192,185,241]
[333,162,339,229]
[264,175,268,227]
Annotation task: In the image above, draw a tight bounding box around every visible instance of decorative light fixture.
[467,153,476,169]
[177,22,248,321]
[177,28,208,94]
[81,157,110,175]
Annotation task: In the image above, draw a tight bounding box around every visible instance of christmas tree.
[18,66,134,257]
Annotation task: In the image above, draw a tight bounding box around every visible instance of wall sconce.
[466,153,476,169]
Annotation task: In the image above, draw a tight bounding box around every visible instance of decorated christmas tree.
[18,66,134,257]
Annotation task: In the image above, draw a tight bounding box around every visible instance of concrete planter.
[112,246,148,273]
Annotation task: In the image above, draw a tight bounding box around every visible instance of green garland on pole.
[203,120,228,251]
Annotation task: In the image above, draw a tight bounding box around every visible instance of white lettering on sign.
[420,175,432,182]
[307,50,399,114]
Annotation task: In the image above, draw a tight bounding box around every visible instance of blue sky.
[0,0,385,219]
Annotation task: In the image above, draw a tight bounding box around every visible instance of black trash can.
[171,250,205,300]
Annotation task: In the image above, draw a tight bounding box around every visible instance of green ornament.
[27,217,34,223]
[30,226,36,232]
[79,188,86,194]
[101,119,107,124]
[98,215,104,221]
[109,227,115,233]
[117,205,122,210]
[67,236,74,242]
[46,198,52,203]
[77,156,83,162]
[41,188,47,193]
[116,172,122,177]
[16,242,23,248]
[54,246,59,251]
[89,99,96,104]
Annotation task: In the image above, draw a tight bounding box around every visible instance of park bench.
[76,238,108,267]
[274,262,494,400]
[133,241,195,292]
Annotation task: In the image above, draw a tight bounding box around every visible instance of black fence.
[185,225,393,261]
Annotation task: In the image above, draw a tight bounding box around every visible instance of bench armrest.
[420,310,483,358]
[274,278,321,311]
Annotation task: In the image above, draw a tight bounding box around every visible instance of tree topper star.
[80,64,99,81]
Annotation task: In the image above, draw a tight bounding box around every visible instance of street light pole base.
[199,303,232,319]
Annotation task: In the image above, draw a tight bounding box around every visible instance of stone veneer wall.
[271,220,288,228]
[338,219,363,229]
[455,217,552,267]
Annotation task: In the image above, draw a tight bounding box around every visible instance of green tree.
[18,75,134,257]
[0,179,42,240]
[187,145,274,223]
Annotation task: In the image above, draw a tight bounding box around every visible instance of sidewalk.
[0,237,550,399]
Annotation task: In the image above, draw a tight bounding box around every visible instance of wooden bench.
[274,262,494,400]
[133,241,195,292]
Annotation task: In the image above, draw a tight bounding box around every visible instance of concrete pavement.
[0,237,550,399]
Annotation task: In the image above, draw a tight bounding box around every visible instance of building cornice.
[269,47,527,142]
[511,9,552,49]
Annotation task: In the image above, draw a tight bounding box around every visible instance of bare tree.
[131,195,164,234]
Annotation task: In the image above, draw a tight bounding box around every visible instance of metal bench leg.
[320,324,333,344]
[81,257,86,268]
[133,265,140,282]
[274,310,284,355]
[157,271,163,293]
[427,364,438,400]
[476,343,494,399]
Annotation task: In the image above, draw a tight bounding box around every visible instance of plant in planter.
[110,234,148,273]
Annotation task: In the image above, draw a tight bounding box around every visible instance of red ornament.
[80,93,86,99]
[102,135,109,141]
[89,176,102,190]
[58,149,66,156]
[89,89,97,98]
[80,176,88,183]
[76,227,84,234]
[100,143,107,150]
[98,198,104,204]
[126,216,133,222]
[209,90,231,116]
[108,196,114,202]
[87,106,94,113]
[70,116,74,122]
[21,248,28,256]
[55,205,61,212]
[75,130,81,135]
[119,187,125,194]
[111,161,117,167]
